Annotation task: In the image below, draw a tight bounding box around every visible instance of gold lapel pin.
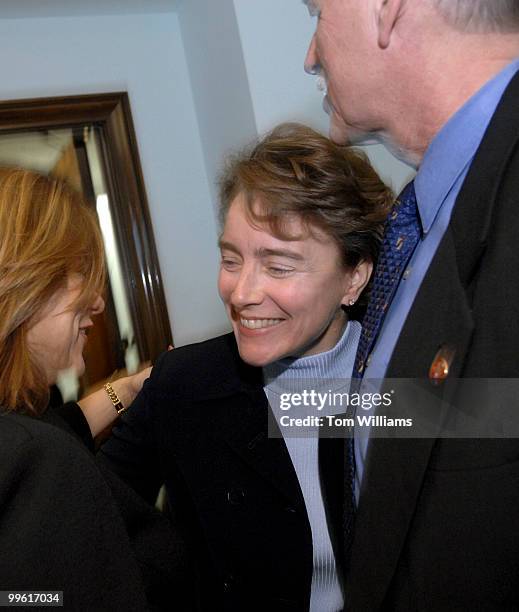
[429,345,456,385]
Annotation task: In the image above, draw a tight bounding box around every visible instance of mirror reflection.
[0,126,140,399]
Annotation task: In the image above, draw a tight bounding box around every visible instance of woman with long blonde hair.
[0,168,188,609]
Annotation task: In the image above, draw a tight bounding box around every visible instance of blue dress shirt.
[355,58,519,501]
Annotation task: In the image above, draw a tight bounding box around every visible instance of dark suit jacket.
[342,70,519,610]
[100,333,314,612]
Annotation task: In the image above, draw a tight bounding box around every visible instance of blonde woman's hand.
[80,346,173,438]
[127,364,152,397]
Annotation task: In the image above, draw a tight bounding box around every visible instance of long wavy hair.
[0,168,105,415]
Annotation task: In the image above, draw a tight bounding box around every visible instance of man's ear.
[342,259,374,306]
[377,0,404,49]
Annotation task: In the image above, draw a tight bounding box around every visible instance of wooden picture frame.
[0,92,173,361]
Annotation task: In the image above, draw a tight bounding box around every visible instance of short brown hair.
[218,122,393,272]
[0,168,105,415]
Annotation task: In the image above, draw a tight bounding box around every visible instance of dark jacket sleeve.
[44,384,195,609]
[98,335,244,505]
[94,360,197,610]
[98,371,164,505]
[96,461,195,611]
[0,414,148,612]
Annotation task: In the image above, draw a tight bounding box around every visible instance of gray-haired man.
[305,1,519,609]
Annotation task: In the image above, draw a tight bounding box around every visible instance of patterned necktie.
[339,181,420,572]
[353,180,421,378]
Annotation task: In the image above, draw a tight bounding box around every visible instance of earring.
[348,299,356,306]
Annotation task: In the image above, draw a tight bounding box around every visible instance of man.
[304,0,519,609]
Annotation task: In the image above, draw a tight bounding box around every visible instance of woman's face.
[218,194,370,367]
[27,275,105,385]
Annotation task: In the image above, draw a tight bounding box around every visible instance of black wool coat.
[100,333,314,612]
[0,403,192,612]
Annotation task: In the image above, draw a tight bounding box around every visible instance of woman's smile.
[238,316,285,331]
[218,194,356,366]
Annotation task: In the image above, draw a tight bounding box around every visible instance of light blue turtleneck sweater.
[263,320,361,612]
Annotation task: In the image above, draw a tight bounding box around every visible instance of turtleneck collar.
[263,320,361,395]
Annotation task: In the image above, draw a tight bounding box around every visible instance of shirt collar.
[414,58,519,234]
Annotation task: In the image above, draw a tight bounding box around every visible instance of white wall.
[176,0,414,247]
[177,0,257,206]
[0,12,229,346]
[233,0,414,193]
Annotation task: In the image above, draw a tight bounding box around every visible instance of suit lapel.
[346,68,519,609]
[387,68,519,381]
[346,227,474,609]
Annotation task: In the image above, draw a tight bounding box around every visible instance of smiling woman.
[100,122,393,611]
[217,122,392,366]
[218,194,364,366]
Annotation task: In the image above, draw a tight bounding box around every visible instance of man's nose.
[90,293,105,316]
[230,267,263,308]
[304,34,320,75]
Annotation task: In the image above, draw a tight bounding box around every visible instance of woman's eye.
[267,266,294,277]
[221,258,240,271]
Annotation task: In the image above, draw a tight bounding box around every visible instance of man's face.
[304,0,381,145]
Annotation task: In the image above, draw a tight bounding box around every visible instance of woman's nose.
[90,293,105,316]
[230,268,263,308]
[304,34,321,75]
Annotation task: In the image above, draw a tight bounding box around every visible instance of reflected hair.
[431,0,519,32]
[0,168,105,415]
[218,121,392,278]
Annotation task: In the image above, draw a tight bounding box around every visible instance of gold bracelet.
[104,382,126,415]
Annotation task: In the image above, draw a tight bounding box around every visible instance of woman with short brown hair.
[101,123,393,611]
[219,122,392,311]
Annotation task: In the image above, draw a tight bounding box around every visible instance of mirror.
[0,93,172,397]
